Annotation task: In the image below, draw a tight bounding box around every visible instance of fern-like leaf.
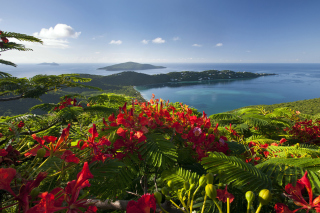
[89,159,136,200]
[139,133,178,170]
[161,167,200,189]
[256,158,320,193]
[201,152,272,192]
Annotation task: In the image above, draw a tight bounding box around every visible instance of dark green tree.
[0,30,101,102]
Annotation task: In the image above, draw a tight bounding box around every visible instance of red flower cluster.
[54,97,82,111]
[77,124,112,162]
[101,96,229,161]
[0,162,97,213]
[287,119,320,144]
[0,30,9,48]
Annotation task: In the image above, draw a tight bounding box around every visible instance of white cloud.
[31,24,80,49]
[141,39,149,44]
[95,52,100,54]
[192,44,202,47]
[33,24,81,39]
[152,37,165,44]
[109,40,122,45]
[173,37,180,41]
[216,43,223,47]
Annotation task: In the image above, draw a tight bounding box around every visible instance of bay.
[1,63,319,115]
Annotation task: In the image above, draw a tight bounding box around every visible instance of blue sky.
[1,0,320,63]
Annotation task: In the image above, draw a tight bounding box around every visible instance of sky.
[1,0,320,64]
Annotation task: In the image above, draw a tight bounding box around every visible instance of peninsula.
[37,62,59,66]
[97,62,166,71]
[80,70,276,86]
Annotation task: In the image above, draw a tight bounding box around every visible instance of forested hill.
[80,70,275,86]
[97,62,166,71]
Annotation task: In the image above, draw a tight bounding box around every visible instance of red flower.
[61,150,80,164]
[126,194,157,213]
[275,171,320,213]
[26,191,66,213]
[280,138,287,144]
[25,124,71,159]
[0,149,8,157]
[64,162,95,212]
[0,168,17,197]
[17,121,24,128]
[16,172,48,211]
[216,185,234,203]
[274,203,294,213]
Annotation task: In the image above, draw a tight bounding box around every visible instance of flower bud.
[167,180,173,188]
[206,173,214,184]
[189,183,196,191]
[30,187,40,199]
[184,181,190,190]
[258,189,272,205]
[154,191,162,203]
[36,148,46,158]
[161,187,169,195]
[199,175,207,187]
[189,177,195,184]
[205,184,217,199]
[245,191,255,203]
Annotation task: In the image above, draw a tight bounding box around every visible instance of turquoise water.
[134,63,320,115]
[1,63,319,115]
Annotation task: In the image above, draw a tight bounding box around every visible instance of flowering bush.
[287,119,320,144]
[1,93,320,213]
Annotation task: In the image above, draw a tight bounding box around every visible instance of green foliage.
[139,133,178,170]
[201,152,272,192]
[256,158,320,193]
[161,167,200,190]
[89,159,136,200]
[267,145,320,158]
[228,97,320,116]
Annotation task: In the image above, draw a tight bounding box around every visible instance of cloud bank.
[192,44,202,47]
[216,43,223,47]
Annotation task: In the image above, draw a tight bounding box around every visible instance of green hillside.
[97,62,166,71]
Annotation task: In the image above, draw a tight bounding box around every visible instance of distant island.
[97,62,166,71]
[38,62,59,66]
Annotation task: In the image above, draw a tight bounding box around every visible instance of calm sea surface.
[1,63,319,115]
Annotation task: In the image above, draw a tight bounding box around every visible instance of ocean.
[1,63,320,115]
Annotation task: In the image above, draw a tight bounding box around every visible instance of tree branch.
[87,199,184,213]
[0,95,24,101]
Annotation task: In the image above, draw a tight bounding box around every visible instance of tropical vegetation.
[1,30,320,213]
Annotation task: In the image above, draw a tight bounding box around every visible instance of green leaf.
[201,152,272,192]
